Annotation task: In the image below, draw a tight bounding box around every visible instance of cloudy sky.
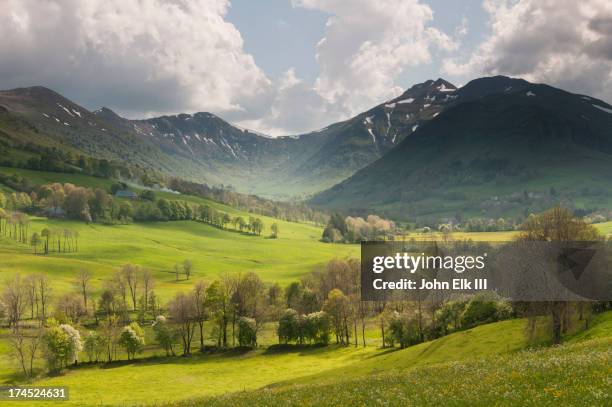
[1,0,611,136]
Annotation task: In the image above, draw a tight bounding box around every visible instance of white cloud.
[0,0,271,118]
[0,0,458,136]
[292,0,457,116]
[237,68,345,136]
[442,0,612,102]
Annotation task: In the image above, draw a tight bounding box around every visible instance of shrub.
[388,311,422,348]
[278,309,301,344]
[83,331,106,363]
[302,311,331,344]
[460,297,500,329]
[152,315,178,356]
[43,322,82,372]
[237,317,257,347]
[119,322,145,360]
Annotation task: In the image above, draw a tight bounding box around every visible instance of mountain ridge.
[0,78,457,198]
[309,76,612,222]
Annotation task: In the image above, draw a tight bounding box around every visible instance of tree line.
[322,213,396,243]
[0,185,278,238]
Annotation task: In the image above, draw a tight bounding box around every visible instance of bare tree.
[9,328,42,378]
[121,264,139,310]
[2,275,26,329]
[142,268,154,312]
[518,207,601,344]
[192,281,207,350]
[37,275,52,324]
[24,274,38,320]
[183,260,193,280]
[75,269,92,309]
[168,292,197,355]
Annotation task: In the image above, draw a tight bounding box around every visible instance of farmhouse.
[114,190,137,199]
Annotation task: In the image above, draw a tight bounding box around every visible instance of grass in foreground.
[0,315,569,406]
[189,337,610,407]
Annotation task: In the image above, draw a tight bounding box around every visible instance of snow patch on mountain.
[593,104,612,114]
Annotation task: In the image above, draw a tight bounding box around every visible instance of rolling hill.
[6,312,608,406]
[310,76,612,222]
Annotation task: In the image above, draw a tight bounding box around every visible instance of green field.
[1,168,611,406]
[0,312,607,406]
[194,336,611,406]
[0,216,359,296]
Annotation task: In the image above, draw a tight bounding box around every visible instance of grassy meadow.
[0,167,611,406]
[0,312,607,406]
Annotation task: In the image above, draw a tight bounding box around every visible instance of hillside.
[191,336,611,406]
[0,168,358,296]
[179,312,612,407]
[6,312,608,406]
[310,76,612,222]
[0,80,457,199]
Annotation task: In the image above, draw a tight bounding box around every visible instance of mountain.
[309,76,612,223]
[0,79,457,198]
[0,86,198,177]
[266,78,458,196]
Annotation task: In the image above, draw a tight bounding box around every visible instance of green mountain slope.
[310,76,612,222]
[0,80,457,199]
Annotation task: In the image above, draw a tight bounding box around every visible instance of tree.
[30,232,41,254]
[323,289,351,345]
[41,228,50,254]
[9,328,43,378]
[83,331,105,363]
[192,281,208,350]
[388,311,421,349]
[142,269,154,313]
[152,315,178,356]
[90,188,112,221]
[37,275,52,324]
[206,279,232,348]
[75,269,92,309]
[64,186,92,222]
[303,311,331,344]
[183,260,193,280]
[517,207,600,344]
[24,274,38,320]
[168,292,196,355]
[237,317,257,347]
[43,323,82,372]
[285,282,303,311]
[270,223,279,238]
[100,315,121,362]
[435,300,467,335]
[121,264,139,310]
[119,322,145,360]
[2,275,26,329]
[278,309,301,344]
[221,213,231,229]
[55,293,86,324]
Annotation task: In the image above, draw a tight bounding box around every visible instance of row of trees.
[197,204,276,237]
[0,207,79,255]
[0,187,279,239]
[322,213,396,243]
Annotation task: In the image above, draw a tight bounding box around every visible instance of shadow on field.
[263,343,339,356]
[361,347,402,359]
[66,346,262,371]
